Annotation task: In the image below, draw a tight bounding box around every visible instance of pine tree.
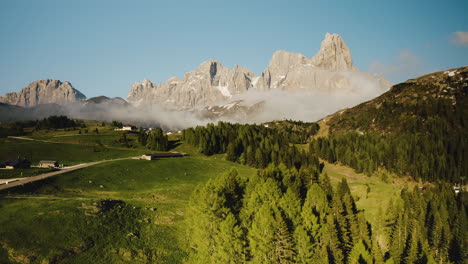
[273,213,295,264]
[226,142,237,162]
[294,225,314,264]
[347,240,372,264]
[212,213,246,264]
[255,148,266,168]
[248,203,277,264]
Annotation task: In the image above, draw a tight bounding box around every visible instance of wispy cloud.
[369,50,430,82]
[450,31,468,47]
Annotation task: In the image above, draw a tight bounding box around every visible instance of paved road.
[0,157,138,191]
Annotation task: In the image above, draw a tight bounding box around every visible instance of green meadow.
[0,138,147,166]
[0,135,412,263]
[0,150,257,263]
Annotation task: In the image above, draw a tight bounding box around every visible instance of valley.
[0,6,466,261]
[0,124,410,263]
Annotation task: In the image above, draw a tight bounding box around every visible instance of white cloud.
[450,31,468,47]
[369,50,429,82]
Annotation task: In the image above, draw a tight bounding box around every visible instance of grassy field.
[323,160,418,243]
[0,138,147,166]
[0,168,57,179]
[31,132,145,149]
[0,154,257,263]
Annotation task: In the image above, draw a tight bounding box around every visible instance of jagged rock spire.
[311,33,358,72]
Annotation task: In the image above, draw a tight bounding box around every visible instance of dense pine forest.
[183,121,319,169]
[182,68,468,263]
[186,167,467,263]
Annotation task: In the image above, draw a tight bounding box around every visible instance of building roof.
[143,153,184,157]
[40,160,58,163]
[0,158,31,167]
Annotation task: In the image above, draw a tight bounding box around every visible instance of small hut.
[39,160,59,168]
[141,153,184,160]
[0,158,31,169]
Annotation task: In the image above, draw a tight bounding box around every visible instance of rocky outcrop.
[254,33,389,93]
[0,79,86,107]
[127,33,392,110]
[127,60,254,110]
[311,33,358,72]
[200,100,265,121]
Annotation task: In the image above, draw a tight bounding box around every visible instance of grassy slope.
[0,168,57,179]
[0,153,257,263]
[0,138,147,166]
[323,160,418,244]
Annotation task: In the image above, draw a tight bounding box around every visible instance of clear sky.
[0,0,467,98]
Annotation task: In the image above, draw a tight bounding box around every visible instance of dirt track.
[0,157,138,191]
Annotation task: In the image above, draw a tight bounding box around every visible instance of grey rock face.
[127,33,392,111]
[311,32,358,72]
[0,79,86,107]
[127,60,254,110]
[254,33,390,93]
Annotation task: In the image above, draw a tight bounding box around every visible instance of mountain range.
[127,33,391,110]
[1,33,393,127]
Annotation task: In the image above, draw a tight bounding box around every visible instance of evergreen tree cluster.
[183,122,318,169]
[187,168,467,263]
[187,167,377,263]
[383,185,467,264]
[145,128,169,151]
[311,131,467,182]
[34,115,77,130]
[263,120,320,144]
[0,123,24,138]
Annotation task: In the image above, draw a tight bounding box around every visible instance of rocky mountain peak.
[0,79,86,107]
[125,33,390,111]
[127,79,158,105]
[311,33,358,72]
[268,50,312,73]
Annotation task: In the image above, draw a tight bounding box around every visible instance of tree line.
[183,122,319,169]
[133,127,169,151]
[310,131,467,182]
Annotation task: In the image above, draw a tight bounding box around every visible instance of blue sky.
[0,0,467,98]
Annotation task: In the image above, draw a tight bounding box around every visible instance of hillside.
[313,66,468,182]
[324,66,468,135]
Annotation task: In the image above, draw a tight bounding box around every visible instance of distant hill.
[83,96,128,106]
[0,103,68,122]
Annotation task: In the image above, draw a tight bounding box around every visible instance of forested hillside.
[314,66,468,182]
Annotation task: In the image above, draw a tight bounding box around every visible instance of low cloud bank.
[2,74,390,130]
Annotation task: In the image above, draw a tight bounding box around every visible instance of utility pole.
[461,176,465,192]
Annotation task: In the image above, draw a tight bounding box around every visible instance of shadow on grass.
[168,140,182,151]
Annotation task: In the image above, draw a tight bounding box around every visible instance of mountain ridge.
[0,79,86,107]
[127,33,392,110]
